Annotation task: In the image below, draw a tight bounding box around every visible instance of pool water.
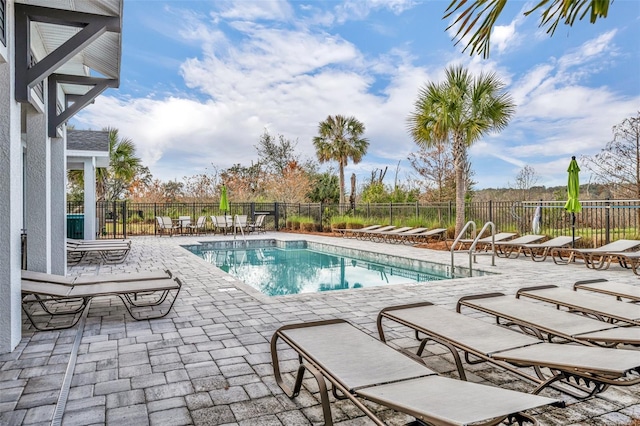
[183,240,454,296]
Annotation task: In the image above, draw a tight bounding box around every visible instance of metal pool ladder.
[450,221,496,277]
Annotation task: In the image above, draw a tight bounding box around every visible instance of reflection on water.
[189,246,447,296]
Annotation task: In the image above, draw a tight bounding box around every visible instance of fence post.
[112,200,117,239]
[448,201,453,224]
[415,201,419,222]
[122,201,127,239]
[389,202,393,225]
[488,200,493,224]
[154,203,157,236]
[319,202,323,229]
[605,198,610,244]
[274,202,279,231]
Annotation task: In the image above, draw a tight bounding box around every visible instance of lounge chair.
[387,227,428,244]
[456,292,640,347]
[352,225,396,240]
[512,236,578,262]
[156,216,179,236]
[550,239,640,266]
[22,269,172,286]
[455,232,517,251]
[517,285,640,326]
[493,235,547,258]
[271,319,559,426]
[66,240,131,265]
[68,238,131,246]
[409,228,448,245]
[369,226,415,242]
[377,302,640,398]
[187,215,208,235]
[22,276,182,331]
[335,224,382,238]
[589,251,640,274]
[574,279,640,303]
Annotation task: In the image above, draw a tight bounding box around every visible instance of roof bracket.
[47,73,117,137]
[15,3,120,103]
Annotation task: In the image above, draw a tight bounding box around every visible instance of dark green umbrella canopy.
[564,156,582,213]
[219,185,230,214]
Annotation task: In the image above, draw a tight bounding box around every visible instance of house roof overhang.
[66,129,110,170]
[15,0,123,137]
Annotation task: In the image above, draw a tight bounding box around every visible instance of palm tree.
[96,127,142,201]
[407,65,515,236]
[445,0,612,58]
[313,115,369,206]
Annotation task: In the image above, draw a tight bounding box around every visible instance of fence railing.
[66,200,640,247]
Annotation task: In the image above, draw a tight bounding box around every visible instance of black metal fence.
[66,199,640,247]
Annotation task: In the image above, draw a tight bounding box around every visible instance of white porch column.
[25,103,52,273]
[50,132,67,273]
[0,3,24,353]
[84,157,97,240]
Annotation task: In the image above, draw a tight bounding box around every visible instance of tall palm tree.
[408,65,515,236]
[96,127,141,201]
[445,0,612,58]
[313,115,369,206]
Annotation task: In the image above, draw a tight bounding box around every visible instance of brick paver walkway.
[2,232,639,425]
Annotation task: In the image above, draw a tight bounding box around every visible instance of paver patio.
[1,231,639,425]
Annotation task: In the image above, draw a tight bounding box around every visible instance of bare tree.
[581,112,640,199]
[408,143,456,202]
[513,165,539,201]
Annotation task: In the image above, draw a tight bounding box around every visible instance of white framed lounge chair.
[515,236,578,262]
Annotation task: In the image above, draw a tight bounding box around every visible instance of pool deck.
[2,231,639,425]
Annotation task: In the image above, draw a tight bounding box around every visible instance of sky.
[73,0,640,190]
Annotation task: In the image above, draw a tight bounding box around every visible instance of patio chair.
[249,214,267,234]
[377,302,640,399]
[187,215,208,235]
[211,215,233,234]
[66,240,131,265]
[334,224,382,238]
[588,251,640,274]
[516,285,640,326]
[21,276,182,331]
[574,278,640,303]
[233,214,250,234]
[178,215,191,234]
[512,236,578,262]
[156,216,179,237]
[456,292,640,347]
[493,235,547,258]
[550,239,640,266]
[271,319,559,426]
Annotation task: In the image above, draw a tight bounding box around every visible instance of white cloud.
[212,0,294,22]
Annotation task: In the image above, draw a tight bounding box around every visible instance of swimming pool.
[184,240,483,296]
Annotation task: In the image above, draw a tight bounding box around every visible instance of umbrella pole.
[571,213,576,248]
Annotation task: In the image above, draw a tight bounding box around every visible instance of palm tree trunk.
[453,135,466,237]
[339,160,345,206]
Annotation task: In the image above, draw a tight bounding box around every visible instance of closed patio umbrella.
[564,156,582,248]
[532,203,542,234]
[219,185,230,215]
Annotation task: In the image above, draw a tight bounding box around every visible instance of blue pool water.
[183,240,466,296]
